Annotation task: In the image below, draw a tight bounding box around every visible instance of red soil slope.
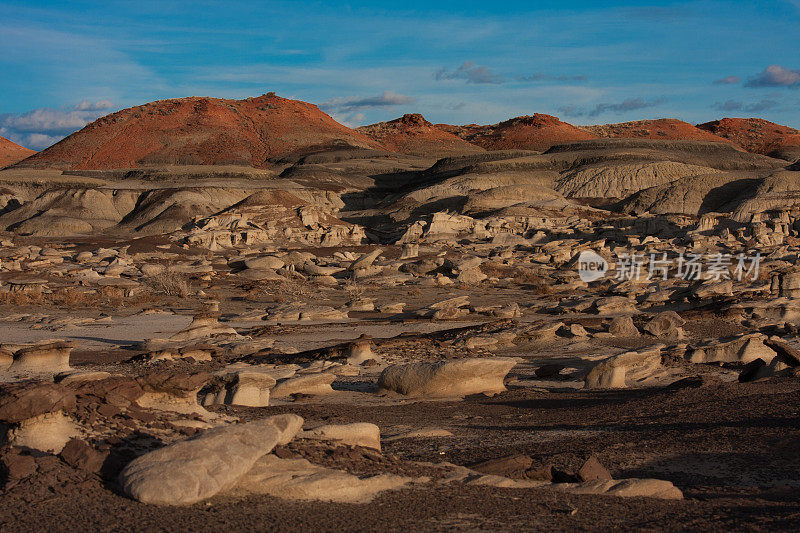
[356,114,483,157]
[583,119,733,144]
[0,136,35,168]
[438,114,598,151]
[696,118,800,155]
[15,94,381,170]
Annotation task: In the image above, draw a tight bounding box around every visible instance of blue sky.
[1,0,799,149]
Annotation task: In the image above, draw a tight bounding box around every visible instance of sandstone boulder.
[592,297,638,315]
[233,454,412,503]
[378,358,517,397]
[349,248,383,271]
[244,256,285,270]
[687,334,777,364]
[271,373,336,398]
[119,414,303,505]
[643,311,685,339]
[584,345,664,389]
[608,316,640,337]
[300,422,381,451]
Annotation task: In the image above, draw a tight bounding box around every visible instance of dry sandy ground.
[1,377,799,531]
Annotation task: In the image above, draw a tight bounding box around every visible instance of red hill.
[356,114,483,157]
[438,114,598,151]
[696,118,800,155]
[15,94,381,170]
[583,119,732,144]
[0,136,35,168]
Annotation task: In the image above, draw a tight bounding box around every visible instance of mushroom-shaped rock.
[169,313,238,342]
[346,335,376,365]
[119,414,303,506]
[0,381,78,453]
[202,371,276,408]
[378,358,517,397]
[400,243,419,259]
[584,345,664,389]
[271,373,336,398]
[135,371,211,415]
[300,422,381,451]
[9,341,76,374]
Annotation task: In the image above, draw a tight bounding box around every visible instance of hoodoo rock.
[0,381,78,453]
[7,341,76,374]
[134,371,211,415]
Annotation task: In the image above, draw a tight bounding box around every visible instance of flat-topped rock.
[0,381,76,423]
[300,422,381,451]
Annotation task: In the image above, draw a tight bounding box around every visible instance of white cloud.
[320,91,415,112]
[745,65,800,88]
[73,99,115,111]
[713,99,779,113]
[434,62,504,84]
[559,97,668,118]
[0,101,117,150]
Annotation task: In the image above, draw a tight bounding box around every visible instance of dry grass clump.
[49,287,94,308]
[147,268,191,297]
[241,278,315,303]
[0,286,44,306]
[98,286,125,307]
[480,261,553,294]
[343,277,364,300]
